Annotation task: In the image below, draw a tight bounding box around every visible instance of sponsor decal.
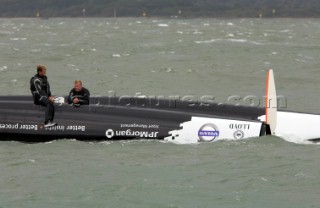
[233,130,245,140]
[106,129,115,138]
[19,124,38,131]
[66,125,85,131]
[42,125,86,132]
[0,123,38,131]
[105,129,159,139]
[198,123,220,142]
[165,117,262,144]
[42,125,65,131]
[0,123,19,130]
[120,123,159,129]
[229,123,250,130]
[0,123,86,132]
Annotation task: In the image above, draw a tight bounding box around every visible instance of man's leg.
[46,102,55,123]
[41,102,55,124]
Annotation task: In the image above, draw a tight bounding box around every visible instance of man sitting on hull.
[68,80,90,107]
[30,65,56,128]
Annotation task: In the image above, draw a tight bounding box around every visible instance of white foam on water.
[193,31,203,35]
[0,31,14,35]
[226,33,235,37]
[195,39,220,44]
[295,58,307,63]
[0,66,8,72]
[179,22,188,25]
[228,38,247,43]
[112,54,121,58]
[298,54,315,60]
[278,134,318,145]
[100,141,113,145]
[28,159,36,163]
[10,37,27,41]
[163,68,172,73]
[69,66,80,71]
[158,24,169,27]
[30,49,41,52]
[195,38,266,45]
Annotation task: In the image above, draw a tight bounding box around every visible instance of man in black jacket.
[68,80,90,107]
[30,65,56,127]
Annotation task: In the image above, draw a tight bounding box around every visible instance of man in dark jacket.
[30,65,56,127]
[68,80,90,107]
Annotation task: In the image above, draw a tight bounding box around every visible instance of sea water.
[1,18,320,208]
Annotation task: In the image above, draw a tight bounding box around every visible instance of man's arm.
[33,78,49,104]
[67,90,74,104]
[79,89,90,105]
[47,81,52,97]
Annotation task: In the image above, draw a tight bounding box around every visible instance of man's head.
[37,65,47,76]
[74,80,83,92]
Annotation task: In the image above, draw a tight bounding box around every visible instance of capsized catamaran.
[0,69,319,143]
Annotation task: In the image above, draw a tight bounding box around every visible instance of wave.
[10,37,27,41]
[195,38,267,45]
[158,24,169,27]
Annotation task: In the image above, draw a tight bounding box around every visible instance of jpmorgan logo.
[198,123,219,142]
[105,129,114,138]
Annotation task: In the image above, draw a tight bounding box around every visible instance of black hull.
[0,96,266,142]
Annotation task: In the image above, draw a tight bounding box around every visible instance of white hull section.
[259,111,320,144]
[165,116,263,144]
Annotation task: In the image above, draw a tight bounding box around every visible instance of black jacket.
[30,74,51,105]
[68,87,90,105]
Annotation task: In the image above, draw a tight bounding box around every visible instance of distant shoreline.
[1,0,319,19]
[1,16,320,19]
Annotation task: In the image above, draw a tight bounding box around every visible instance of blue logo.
[198,130,219,137]
[198,123,220,142]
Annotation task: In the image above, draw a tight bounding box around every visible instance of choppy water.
[1,18,320,207]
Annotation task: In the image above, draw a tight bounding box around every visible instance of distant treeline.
[0,0,319,18]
